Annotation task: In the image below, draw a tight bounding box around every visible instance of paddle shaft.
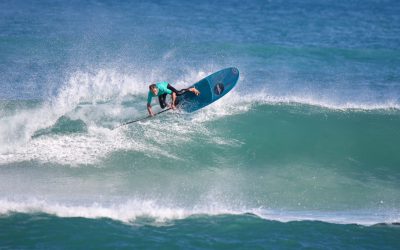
[113,108,172,129]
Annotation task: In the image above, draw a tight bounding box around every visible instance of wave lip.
[240,92,400,111]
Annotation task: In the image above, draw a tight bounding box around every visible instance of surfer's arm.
[171,92,176,109]
[147,92,155,116]
[147,103,155,116]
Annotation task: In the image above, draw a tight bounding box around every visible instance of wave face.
[1,0,400,248]
[1,79,399,226]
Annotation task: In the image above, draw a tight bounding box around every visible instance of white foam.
[0,68,190,164]
[0,69,146,152]
[242,90,400,111]
[253,209,400,226]
[0,125,182,165]
[191,91,253,123]
[0,198,397,226]
[0,198,243,223]
[0,198,189,223]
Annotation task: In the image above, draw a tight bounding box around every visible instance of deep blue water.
[1,0,400,249]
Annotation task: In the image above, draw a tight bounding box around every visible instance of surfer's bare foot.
[190,87,200,96]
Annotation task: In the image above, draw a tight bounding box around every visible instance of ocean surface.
[1,0,400,249]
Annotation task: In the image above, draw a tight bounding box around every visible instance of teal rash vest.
[147,81,172,104]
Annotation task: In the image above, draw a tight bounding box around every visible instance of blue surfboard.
[177,67,239,112]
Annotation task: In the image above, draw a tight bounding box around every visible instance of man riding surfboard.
[146,81,200,116]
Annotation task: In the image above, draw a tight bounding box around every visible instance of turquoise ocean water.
[1,0,400,249]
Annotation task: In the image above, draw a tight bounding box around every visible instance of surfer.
[147,81,200,116]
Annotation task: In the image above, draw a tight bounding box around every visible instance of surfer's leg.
[166,84,184,95]
[158,94,168,109]
[167,84,199,96]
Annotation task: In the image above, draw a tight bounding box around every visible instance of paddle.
[112,108,172,130]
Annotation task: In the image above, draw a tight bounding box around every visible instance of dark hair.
[149,84,156,90]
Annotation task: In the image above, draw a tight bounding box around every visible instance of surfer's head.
[149,84,158,95]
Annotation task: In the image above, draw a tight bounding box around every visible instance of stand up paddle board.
[177,67,239,112]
